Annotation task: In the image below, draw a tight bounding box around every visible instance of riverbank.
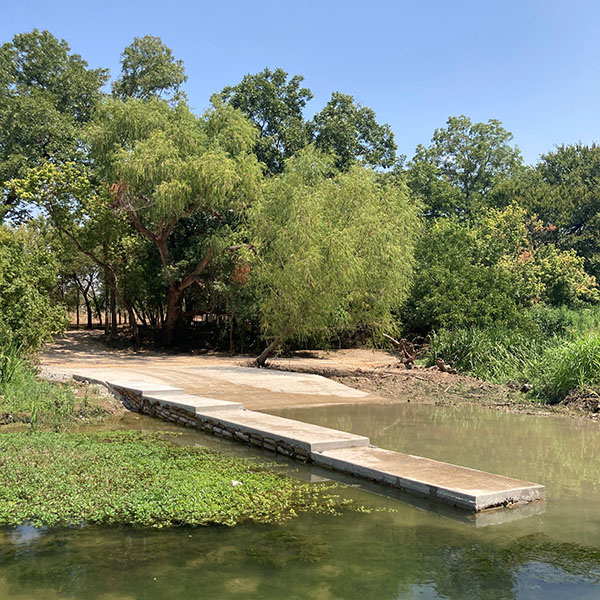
[39,330,600,420]
[0,357,353,528]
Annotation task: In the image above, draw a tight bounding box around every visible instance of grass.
[426,305,600,404]
[0,361,98,430]
[0,430,349,528]
[531,334,600,403]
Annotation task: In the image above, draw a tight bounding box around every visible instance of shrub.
[404,206,598,333]
[0,225,67,351]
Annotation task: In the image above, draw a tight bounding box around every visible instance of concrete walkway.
[67,366,546,513]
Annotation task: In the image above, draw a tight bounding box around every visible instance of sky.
[2,0,600,165]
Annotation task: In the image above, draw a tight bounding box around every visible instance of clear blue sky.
[2,0,599,165]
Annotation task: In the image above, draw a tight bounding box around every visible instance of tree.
[0,223,67,350]
[86,97,262,344]
[249,147,419,366]
[221,67,313,174]
[404,205,597,332]
[0,29,108,217]
[10,158,149,339]
[311,92,397,171]
[112,35,187,102]
[409,115,523,218]
[510,144,600,279]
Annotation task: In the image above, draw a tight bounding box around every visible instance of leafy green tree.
[0,29,108,217]
[0,223,67,350]
[86,97,262,344]
[220,67,313,174]
[112,35,187,102]
[404,205,597,332]
[312,92,397,171]
[249,147,419,365]
[509,144,600,278]
[10,161,141,337]
[408,115,523,218]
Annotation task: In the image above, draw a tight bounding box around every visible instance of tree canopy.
[220,67,313,175]
[250,147,419,364]
[0,30,108,217]
[312,92,397,171]
[408,115,523,218]
[112,35,187,102]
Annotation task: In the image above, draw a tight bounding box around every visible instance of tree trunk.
[256,333,287,367]
[85,299,93,329]
[163,284,183,346]
[76,287,80,328]
[110,286,117,336]
[104,269,110,335]
[91,286,102,327]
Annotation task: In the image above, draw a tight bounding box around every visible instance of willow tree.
[86,97,262,344]
[250,147,420,366]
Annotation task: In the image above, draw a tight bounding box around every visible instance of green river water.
[1,403,599,599]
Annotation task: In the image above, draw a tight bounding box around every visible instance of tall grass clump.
[527,304,600,340]
[0,351,76,430]
[0,338,25,386]
[427,325,549,383]
[531,334,600,403]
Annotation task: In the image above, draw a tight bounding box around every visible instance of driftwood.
[435,358,457,375]
[382,333,419,368]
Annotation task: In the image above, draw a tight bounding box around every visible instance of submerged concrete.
[71,368,546,513]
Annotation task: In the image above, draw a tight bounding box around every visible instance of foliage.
[86,96,262,342]
[507,144,600,279]
[0,338,25,385]
[250,148,419,361]
[408,115,523,217]
[428,305,600,401]
[312,92,397,171]
[0,29,108,216]
[0,431,350,527]
[112,35,187,102]
[221,67,313,174]
[405,205,597,332]
[427,325,546,383]
[531,334,600,403]
[0,361,77,430]
[0,224,67,350]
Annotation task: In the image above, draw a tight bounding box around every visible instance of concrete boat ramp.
[68,366,545,513]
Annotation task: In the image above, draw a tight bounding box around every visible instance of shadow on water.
[1,402,599,599]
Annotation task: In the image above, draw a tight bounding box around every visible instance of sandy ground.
[39,330,596,418]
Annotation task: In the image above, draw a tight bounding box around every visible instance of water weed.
[0,431,351,528]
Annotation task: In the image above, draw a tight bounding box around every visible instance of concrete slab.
[196,408,370,453]
[144,393,243,413]
[106,381,185,396]
[68,372,546,513]
[66,365,376,412]
[312,446,546,511]
[180,365,368,397]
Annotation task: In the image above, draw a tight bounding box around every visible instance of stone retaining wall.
[110,385,311,463]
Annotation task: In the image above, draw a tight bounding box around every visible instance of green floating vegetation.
[0,431,348,528]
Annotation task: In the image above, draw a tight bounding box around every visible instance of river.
[1,403,598,599]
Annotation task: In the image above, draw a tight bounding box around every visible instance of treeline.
[2,30,600,392]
